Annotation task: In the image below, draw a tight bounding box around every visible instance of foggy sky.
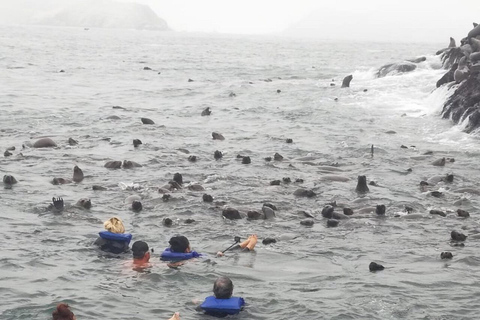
[1,0,479,43]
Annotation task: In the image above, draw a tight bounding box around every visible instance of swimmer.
[52,303,76,320]
[132,240,151,269]
[196,276,245,317]
[168,312,180,320]
[162,235,201,268]
[216,234,257,257]
[94,217,130,254]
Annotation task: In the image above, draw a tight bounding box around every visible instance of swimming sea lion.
[76,198,91,209]
[247,211,264,220]
[327,219,339,227]
[3,175,17,185]
[457,209,470,218]
[343,208,354,215]
[376,205,386,215]
[201,107,211,116]
[122,160,142,169]
[448,37,456,48]
[105,161,122,169]
[341,75,353,88]
[293,188,316,197]
[262,206,275,219]
[173,173,183,185]
[432,158,446,166]
[451,230,467,241]
[133,139,142,147]
[430,210,446,217]
[141,118,155,125]
[214,150,223,160]
[203,194,213,202]
[33,138,57,148]
[68,138,78,145]
[369,262,384,272]
[222,207,242,220]
[274,153,283,161]
[321,205,334,218]
[300,219,314,226]
[355,175,369,193]
[440,252,453,259]
[188,155,197,162]
[212,132,225,140]
[242,156,251,164]
[52,178,71,185]
[187,183,205,191]
[73,165,84,182]
[132,200,142,212]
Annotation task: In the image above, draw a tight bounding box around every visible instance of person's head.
[169,235,190,253]
[213,276,234,299]
[131,200,143,212]
[132,240,150,261]
[52,303,76,320]
[104,217,125,234]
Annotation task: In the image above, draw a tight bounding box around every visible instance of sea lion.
[105,161,122,169]
[92,185,107,191]
[321,205,334,218]
[377,62,416,77]
[187,183,205,191]
[76,198,91,209]
[343,208,354,215]
[355,175,369,193]
[470,37,480,52]
[131,200,142,212]
[214,150,223,160]
[133,139,142,147]
[440,252,453,259]
[264,203,277,210]
[47,197,64,213]
[203,194,213,202]
[448,37,456,48]
[430,210,446,217]
[201,107,211,116]
[222,207,242,220]
[3,175,17,185]
[68,138,78,145]
[293,188,316,198]
[300,219,314,226]
[33,138,57,148]
[270,180,281,186]
[52,178,72,185]
[173,173,183,185]
[274,153,283,161]
[212,132,225,140]
[122,160,142,169]
[432,158,446,166]
[468,24,480,38]
[262,206,275,219]
[457,209,470,217]
[262,238,276,245]
[376,205,386,215]
[73,165,84,182]
[286,138,293,143]
[242,156,251,164]
[327,219,339,227]
[451,230,467,241]
[188,155,197,162]
[141,118,155,125]
[369,262,384,272]
[247,211,264,220]
[341,75,353,88]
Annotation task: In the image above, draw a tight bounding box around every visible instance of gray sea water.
[1,25,480,320]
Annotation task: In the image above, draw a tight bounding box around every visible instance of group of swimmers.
[50,216,257,318]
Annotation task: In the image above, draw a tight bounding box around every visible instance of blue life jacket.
[99,231,132,245]
[160,248,201,261]
[200,296,245,315]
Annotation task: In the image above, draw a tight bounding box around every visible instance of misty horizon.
[0,0,479,43]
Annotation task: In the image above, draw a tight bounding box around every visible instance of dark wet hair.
[52,303,75,320]
[132,241,149,259]
[213,276,233,299]
[132,200,143,212]
[169,235,189,253]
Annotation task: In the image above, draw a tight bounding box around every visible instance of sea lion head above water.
[73,165,84,182]
[3,175,17,185]
[76,198,91,209]
[355,175,369,193]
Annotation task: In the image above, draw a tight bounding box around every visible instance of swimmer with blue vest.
[94,217,132,254]
[216,234,257,257]
[160,235,201,262]
[197,276,245,317]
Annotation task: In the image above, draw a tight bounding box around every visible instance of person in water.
[52,303,76,320]
[170,235,192,253]
[132,240,151,268]
[94,217,130,254]
[197,276,245,317]
[216,234,258,257]
[161,235,201,267]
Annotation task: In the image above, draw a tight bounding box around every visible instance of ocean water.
[1,25,480,320]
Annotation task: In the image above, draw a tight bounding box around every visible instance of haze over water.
[1,24,480,320]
